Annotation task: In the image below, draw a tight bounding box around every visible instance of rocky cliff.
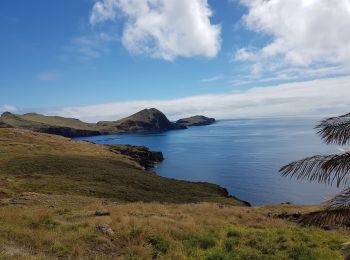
[108,144,164,170]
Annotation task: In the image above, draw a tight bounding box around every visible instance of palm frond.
[326,188,350,209]
[279,152,350,187]
[316,113,350,145]
[300,208,350,226]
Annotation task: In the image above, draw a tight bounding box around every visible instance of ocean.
[76,117,341,205]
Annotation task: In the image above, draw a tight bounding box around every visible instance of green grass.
[184,226,344,259]
[20,113,96,130]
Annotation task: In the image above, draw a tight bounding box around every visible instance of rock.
[108,144,164,169]
[176,115,215,127]
[322,225,337,230]
[95,211,111,217]
[267,212,302,221]
[96,224,114,235]
[281,202,293,205]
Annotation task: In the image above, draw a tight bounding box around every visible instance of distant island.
[176,115,216,126]
[0,108,215,138]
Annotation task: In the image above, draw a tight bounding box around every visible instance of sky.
[1,0,350,122]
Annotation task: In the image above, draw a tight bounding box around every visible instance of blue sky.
[1,0,350,121]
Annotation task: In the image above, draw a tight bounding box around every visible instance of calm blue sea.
[76,118,341,206]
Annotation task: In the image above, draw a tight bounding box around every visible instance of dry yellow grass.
[0,193,349,259]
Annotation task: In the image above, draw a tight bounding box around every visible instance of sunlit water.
[76,118,342,205]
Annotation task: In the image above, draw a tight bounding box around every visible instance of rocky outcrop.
[97,108,186,133]
[108,144,164,169]
[176,115,216,126]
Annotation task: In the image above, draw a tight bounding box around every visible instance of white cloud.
[235,0,350,76]
[200,74,224,83]
[36,72,61,82]
[230,64,350,87]
[49,76,350,122]
[71,32,117,59]
[234,48,257,62]
[0,105,17,113]
[90,0,221,61]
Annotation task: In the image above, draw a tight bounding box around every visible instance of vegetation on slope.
[20,112,96,130]
[0,112,100,137]
[0,128,243,205]
[0,193,348,259]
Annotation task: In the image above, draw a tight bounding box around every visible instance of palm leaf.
[279,152,350,187]
[300,208,350,226]
[326,188,350,209]
[316,113,350,145]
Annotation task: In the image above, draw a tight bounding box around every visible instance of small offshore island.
[0,108,347,259]
[177,115,216,126]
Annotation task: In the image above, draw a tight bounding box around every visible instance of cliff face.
[38,126,101,138]
[176,115,216,126]
[97,108,186,133]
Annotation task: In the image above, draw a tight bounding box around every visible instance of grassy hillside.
[0,112,100,137]
[0,193,348,259]
[20,113,96,130]
[0,128,244,205]
[0,112,46,129]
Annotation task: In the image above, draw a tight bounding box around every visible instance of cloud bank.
[235,0,350,77]
[50,76,350,122]
[90,0,221,61]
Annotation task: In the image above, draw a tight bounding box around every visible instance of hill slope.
[0,112,100,137]
[20,112,96,130]
[0,194,347,259]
